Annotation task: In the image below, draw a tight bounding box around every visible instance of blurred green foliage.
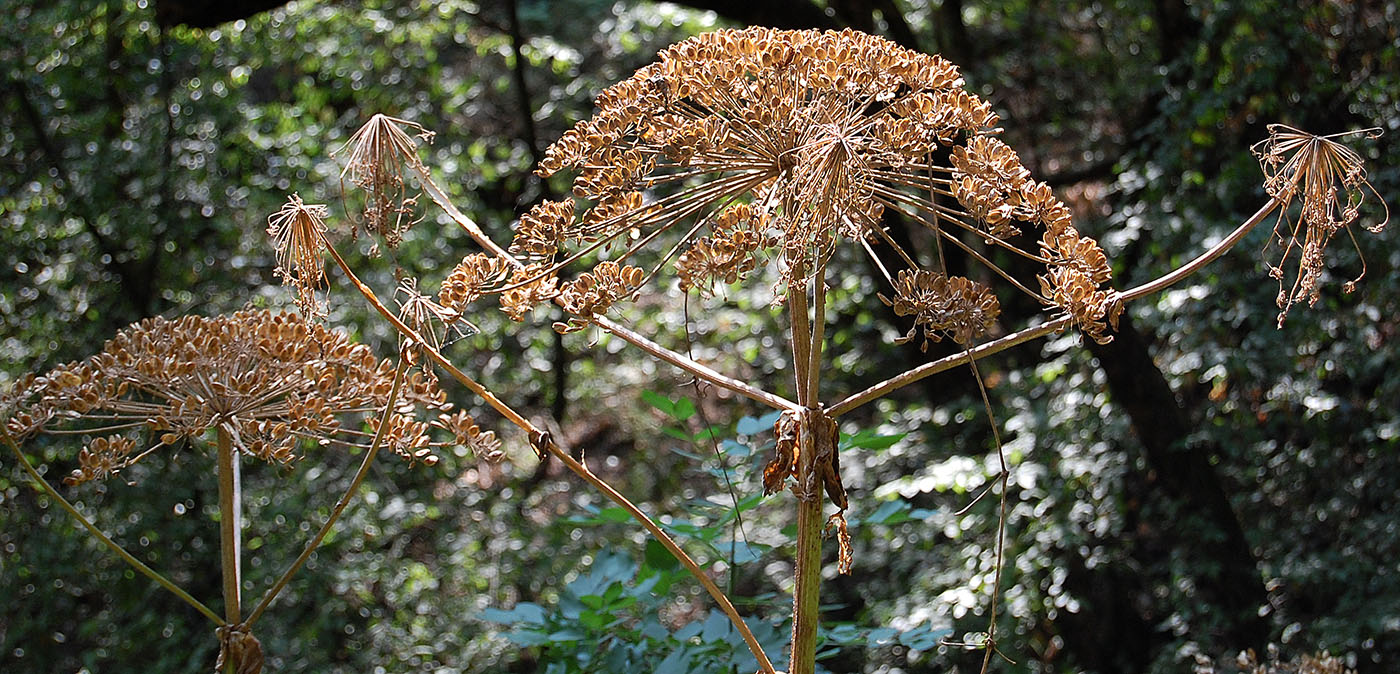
[2,1,1398,673]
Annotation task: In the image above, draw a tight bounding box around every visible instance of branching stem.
[0,425,224,625]
[323,241,778,674]
[829,198,1281,416]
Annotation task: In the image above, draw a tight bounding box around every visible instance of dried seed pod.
[336,114,435,249]
[267,194,331,318]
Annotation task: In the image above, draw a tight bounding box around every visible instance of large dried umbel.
[1251,125,1389,324]
[518,27,1120,344]
[4,310,504,485]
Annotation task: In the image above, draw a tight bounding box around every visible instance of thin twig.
[246,354,409,626]
[1,424,224,625]
[323,240,778,674]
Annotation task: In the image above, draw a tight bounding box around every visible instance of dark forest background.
[2,1,1397,672]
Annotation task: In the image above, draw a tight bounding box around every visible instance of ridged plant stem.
[788,265,823,674]
[790,487,824,674]
[216,426,242,629]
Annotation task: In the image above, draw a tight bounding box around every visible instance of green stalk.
[216,426,242,628]
[790,489,824,674]
[0,425,223,625]
[787,267,823,674]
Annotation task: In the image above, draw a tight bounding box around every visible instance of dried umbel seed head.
[529,27,1118,347]
[434,410,505,462]
[498,264,560,322]
[879,270,1001,350]
[676,203,774,294]
[13,310,461,486]
[553,261,646,334]
[439,253,511,313]
[1251,125,1389,325]
[336,114,435,249]
[267,194,330,317]
[510,200,575,262]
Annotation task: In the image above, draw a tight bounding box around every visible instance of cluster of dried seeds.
[439,253,512,312]
[879,270,1001,349]
[498,264,560,322]
[528,26,1119,346]
[434,410,504,462]
[553,261,646,333]
[676,204,773,294]
[4,310,507,486]
[510,200,575,262]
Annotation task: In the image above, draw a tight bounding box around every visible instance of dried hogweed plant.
[0,309,503,673]
[271,27,1385,674]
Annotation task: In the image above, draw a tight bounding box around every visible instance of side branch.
[1,424,224,626]
[829,199,1280,416]
[323,243,778,674]
[410,163,798,412]
[594,316,801,412]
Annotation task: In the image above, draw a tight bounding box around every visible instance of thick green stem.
[786,266,826,674]
[790,494,824,674]
[216,426,242,626]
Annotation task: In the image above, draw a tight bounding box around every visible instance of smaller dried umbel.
[4,310,505,487]
[336,114,435,249]
[1251,125,1389,324]
[879,270,1000,350]
[553,261,646,334]
[267,194,330,317]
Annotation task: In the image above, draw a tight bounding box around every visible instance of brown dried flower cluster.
[879,270,1001,349]
[3,311,507,487]
[337,114,435,249]
[499,264,560,322]
[436,410,504,462]
[267,194,330,317]
[528,27,1119,346]
[676,203,773,294]
[510,200,575,261]
[1251,125,1389,324]
[439,253,512,312]
[553,261,646,333]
